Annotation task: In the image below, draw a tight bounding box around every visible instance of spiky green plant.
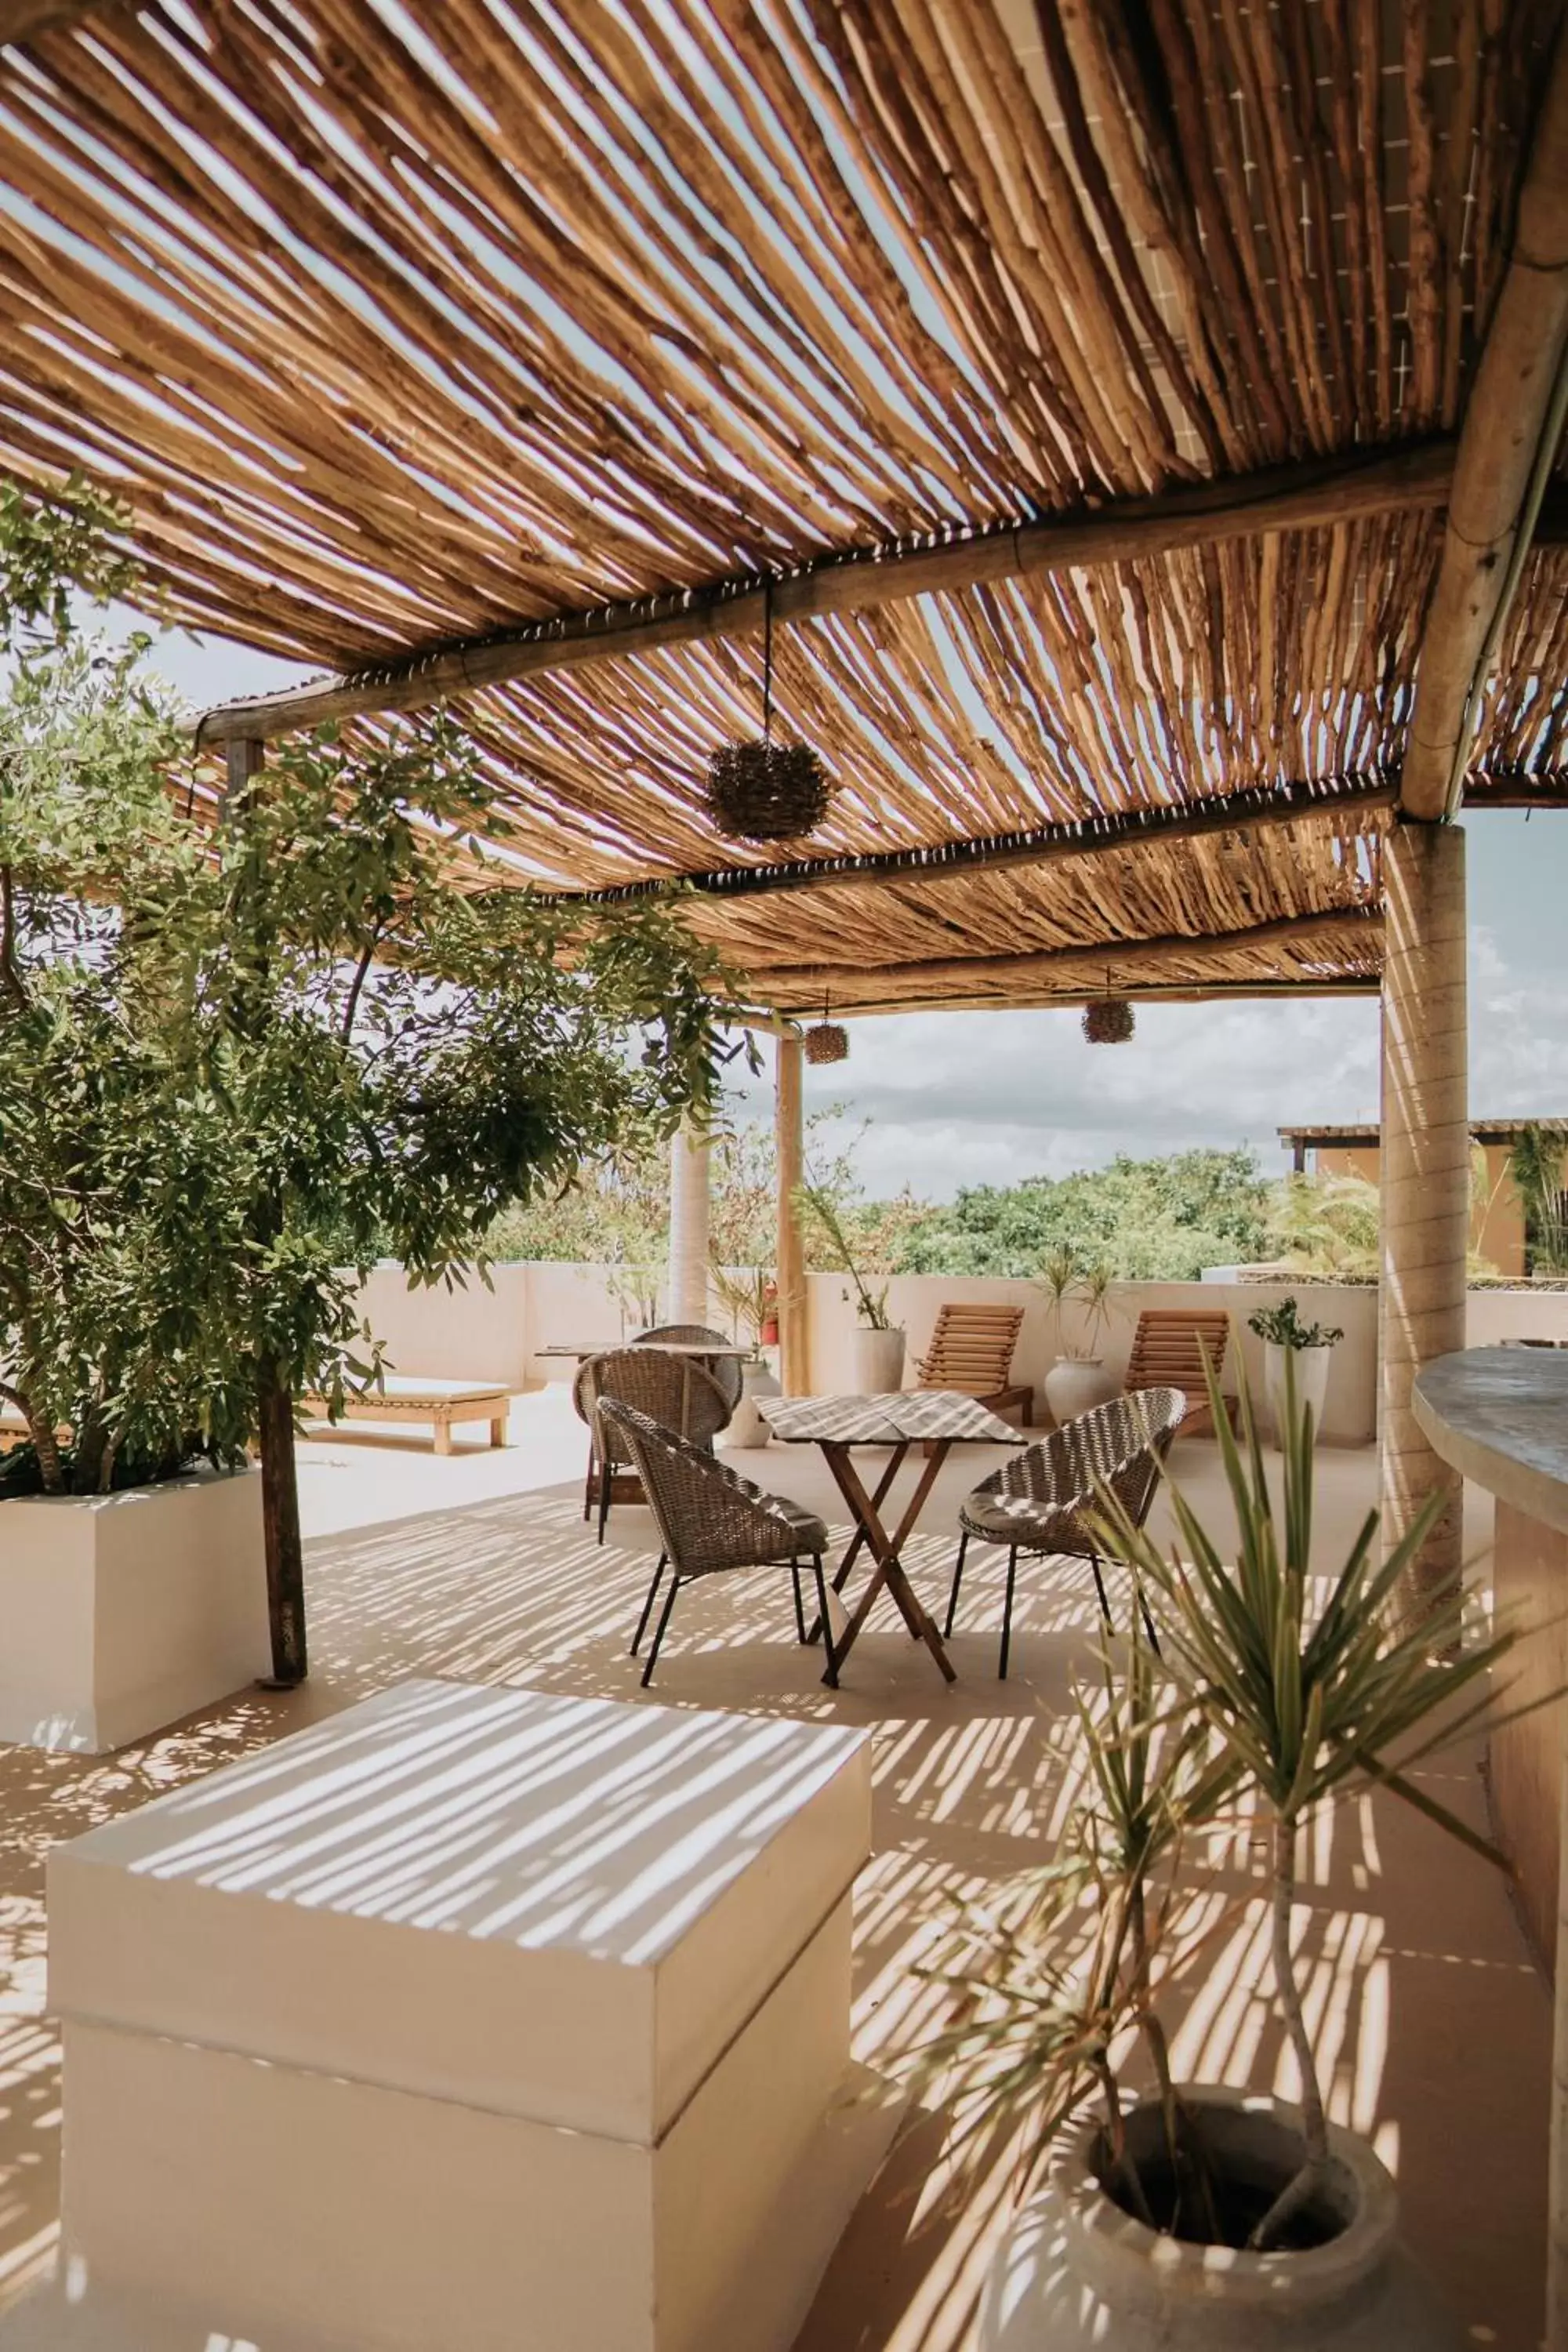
[1098,1350,1516,2248]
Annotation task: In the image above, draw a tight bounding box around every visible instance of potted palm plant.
[924,1355,1510,2350]
[707,1261,779,1446]
[1036,1247,1118,1422]
[798,1180,906,1391]
[1247,1293,1343,1440]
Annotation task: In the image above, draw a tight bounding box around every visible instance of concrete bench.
[13,1679,900,2352]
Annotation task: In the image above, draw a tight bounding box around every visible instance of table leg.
[818,1443,957,1686]
[830,1447,906,1593]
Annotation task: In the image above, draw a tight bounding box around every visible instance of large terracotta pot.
[1043,1357,1119,1425]
[851,1324,906,1394]
[978,2089,1460,2352]
[1264,1340,1333,1442]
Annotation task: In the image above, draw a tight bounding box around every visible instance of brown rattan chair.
[596,1396,832,1688]
[635,1321,743,1414]
[573,1346,730,1544]
[946,1386,1185,1678]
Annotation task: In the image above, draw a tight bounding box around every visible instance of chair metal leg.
[813,1555,839,1690]
[944,1530,970,1638]
[1088,1552,1113,1628]
[791,1555,808,1644]
[641,1573,681,1687]
[999,1545,1018,1680]
[631,1552,666,1655]
[597,1454,613,1546]
[583,1439,596,1523]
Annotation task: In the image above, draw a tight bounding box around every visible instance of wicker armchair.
[596,1397,832,1688]
[574,1346,730,1544]
[635,1322,743,1414]
[946,1386,1185,1678]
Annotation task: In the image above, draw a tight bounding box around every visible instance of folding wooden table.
[758,1391,1025,1687]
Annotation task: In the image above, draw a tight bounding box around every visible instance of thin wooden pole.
[1378,821,1468,1621]
[775,1034,808,1398]
[225,735,309,1687]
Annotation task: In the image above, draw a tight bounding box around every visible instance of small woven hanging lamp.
[1082,979,1134,1045]
[705,579,832,842]
[804,995,848,1065]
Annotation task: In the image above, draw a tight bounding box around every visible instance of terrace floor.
[0,1387,1546,2348]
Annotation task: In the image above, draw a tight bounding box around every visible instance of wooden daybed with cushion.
[299,1374,510,1455]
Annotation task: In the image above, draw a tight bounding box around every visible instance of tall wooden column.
[1379,820,1468,1619]
[227,735,308,1687]
[666,1118,711,1325]
[775,1033,808,1396]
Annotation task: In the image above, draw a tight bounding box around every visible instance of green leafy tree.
[0,476,728,1682]
[894,1148,1272,1279]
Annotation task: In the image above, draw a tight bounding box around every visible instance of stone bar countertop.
[1413,1346,1568,1538]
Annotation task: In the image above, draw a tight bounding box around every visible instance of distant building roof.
[1279,1120,1568,1149]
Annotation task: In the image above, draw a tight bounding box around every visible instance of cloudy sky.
[156,622,1567,1206]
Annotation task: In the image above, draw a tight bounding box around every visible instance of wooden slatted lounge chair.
[946,1386,1185,1678]
[1123,1309,1237,1436]
[915,1304,1033,1428]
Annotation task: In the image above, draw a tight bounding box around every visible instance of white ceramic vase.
[720,1358,780,1448]
[1043,1357,1119,1425]
[851,1323,906,1394]
[978,2089,1461,2352]
[1264,1339,1333,1442]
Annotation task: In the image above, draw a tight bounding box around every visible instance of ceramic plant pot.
[1043,1357,1119,1425]
[721,1359,780,1448]
[1264,1340,1333,1442]
[978,2089,1461,2352]
[850,1324,906,1395]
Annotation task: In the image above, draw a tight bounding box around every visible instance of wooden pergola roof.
[2,0,1566,1017]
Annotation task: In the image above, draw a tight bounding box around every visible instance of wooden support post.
[225,735,308,1686]
[1379,822,1468,1621]
[666,1119,711,1327]
[775,1034,808,1397]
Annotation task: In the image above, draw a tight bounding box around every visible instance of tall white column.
[666,1120,711,1326]
[1379,820,1468,1620]
[775,1035,808,1396]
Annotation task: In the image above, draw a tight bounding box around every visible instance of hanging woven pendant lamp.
[804,995,848,1065]
[705,580,832,842]
[1082,982,1134,1045]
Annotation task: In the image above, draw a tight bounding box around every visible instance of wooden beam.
[781,978,1381,1020]
[565,773,1400,909]
[194,441,1457,745]
[0,1,115,39]
[750,908,1383,1008]
[1401,38,1568,819]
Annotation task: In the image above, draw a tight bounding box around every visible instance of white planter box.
[25,1680,902,2352]
[0,1468,270,1753]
